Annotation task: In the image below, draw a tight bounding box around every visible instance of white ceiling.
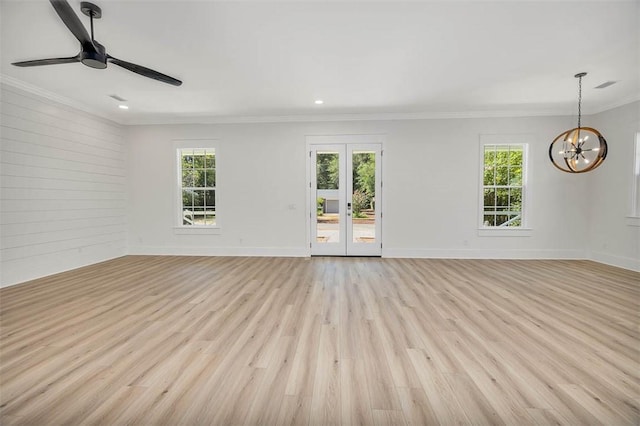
[1,0,638,125]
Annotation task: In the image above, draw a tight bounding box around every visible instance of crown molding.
[125,108,576,126]
[590,92,640,115]
[125,94,640,125]
[2,73,637,127]
[0,74,122,125]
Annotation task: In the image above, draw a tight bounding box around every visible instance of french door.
[309,143,382,256]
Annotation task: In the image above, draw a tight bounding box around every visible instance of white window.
[175,143,217,228]
[480,142,528,229]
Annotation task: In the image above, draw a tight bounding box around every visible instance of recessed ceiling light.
[314,99,324,105]
[118,104,129,110]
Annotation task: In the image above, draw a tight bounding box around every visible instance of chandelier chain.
[577,75,582,129]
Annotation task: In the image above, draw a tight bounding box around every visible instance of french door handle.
[347,202,352,210]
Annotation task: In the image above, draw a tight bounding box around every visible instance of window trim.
[173,139,220,232]
[478,134,532,236]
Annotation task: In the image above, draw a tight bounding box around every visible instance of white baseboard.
[130,246,588,261]
[382,248,586,260]
[5,246,633,289]
[128,245,308,257]
[588,251,640,272]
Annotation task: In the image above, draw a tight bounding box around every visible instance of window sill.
[478,227,532,237]
[626,217,640,227]
[173,226,221,235]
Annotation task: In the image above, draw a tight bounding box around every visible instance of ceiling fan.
[12,0,182,86]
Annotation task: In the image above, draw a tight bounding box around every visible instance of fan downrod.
[80,2,101,19]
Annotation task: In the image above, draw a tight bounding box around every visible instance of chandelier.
[549,72,608,173]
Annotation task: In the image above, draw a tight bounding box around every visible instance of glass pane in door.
[316,152,340,243]
[351,151,375,243]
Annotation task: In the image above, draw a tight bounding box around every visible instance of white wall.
[0,81,640,286]
[0,84,127,287]
[126,114,590,259]
[588,101,640,271]
[3,84,634,289]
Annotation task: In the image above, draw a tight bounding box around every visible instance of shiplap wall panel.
[1,188,125,201]
[1,224,126,249]
[0,163,125,184]
[0,114,122,151]
[1,208,123,224]
[1,126,123,159]
[0,83,127,287]
[1,216,126,236]
[1,137,124,169]
[1,89,122,138]
[1,175,123,192]
[1,150,123,176]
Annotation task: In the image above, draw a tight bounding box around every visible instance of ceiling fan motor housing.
[81,41,107,69]
[80,51,106,69]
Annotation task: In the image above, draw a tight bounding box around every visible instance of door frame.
[306,134,385,256]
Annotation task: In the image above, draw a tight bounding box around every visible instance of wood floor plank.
[309,324,341,425]
[373,297,423,389]
[443,373,505,425]
[396,386,439,426]
[136,352,220,425]
[0,256,637,425]
[243,336,296,425]
[407,347,474,425]
[340,358,374,426]
[358,319,402,411]
[372,409,406,426]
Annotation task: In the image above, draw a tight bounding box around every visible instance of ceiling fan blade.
[107,56,182,86]
[49,0,94,49]
[12,55,80,67]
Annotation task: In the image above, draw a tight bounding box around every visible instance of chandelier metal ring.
[549,126,608,173]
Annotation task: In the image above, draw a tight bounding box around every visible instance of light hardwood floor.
[0,256,638,425]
